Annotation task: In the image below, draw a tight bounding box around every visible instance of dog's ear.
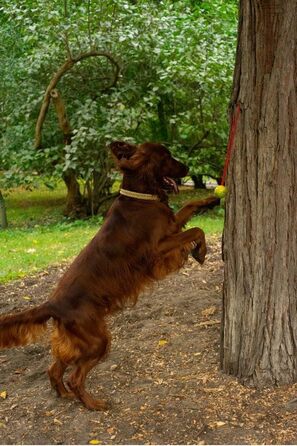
[110,141,145,171]
[109,141,137,161]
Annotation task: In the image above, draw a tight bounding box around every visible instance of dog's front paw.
[191,242,207,264]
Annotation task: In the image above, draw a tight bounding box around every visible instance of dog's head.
[110,141,188,196]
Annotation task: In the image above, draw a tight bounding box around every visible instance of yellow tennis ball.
[214,185,227,199]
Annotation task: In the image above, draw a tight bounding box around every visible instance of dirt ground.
[1,237,297,445]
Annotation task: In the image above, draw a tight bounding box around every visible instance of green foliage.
[0,0,237,192]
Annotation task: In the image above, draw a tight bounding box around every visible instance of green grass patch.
[4,184,66,228]
[188,214,224,234]
[0,185,223,283]
[0,221,101,283]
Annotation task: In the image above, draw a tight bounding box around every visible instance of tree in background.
[0,0,237,216]
[0,191,8,229]
[222,0,297,385]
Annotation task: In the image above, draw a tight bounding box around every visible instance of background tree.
[0,0,237,216]
[221,0,297,385]
[0,191,8,229]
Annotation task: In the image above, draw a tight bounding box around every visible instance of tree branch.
[187,130,210,155]
[50,89,72,144]
[34,51,120,149]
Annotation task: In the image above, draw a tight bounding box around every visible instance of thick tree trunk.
[221,0,297,386]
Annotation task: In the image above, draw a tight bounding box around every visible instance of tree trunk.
[63,170,86,218]
[92,171,113,215]
[191,174,204,189]
[0,191,8,229]
[221,0,297,386]
[51,89,85,217]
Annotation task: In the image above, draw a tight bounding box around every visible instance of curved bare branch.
[35,51,120,149]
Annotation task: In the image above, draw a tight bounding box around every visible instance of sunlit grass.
[188,214,224,234]
[3,183,66,227]
[0,223,100,283]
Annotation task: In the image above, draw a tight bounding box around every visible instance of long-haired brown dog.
[0,141,219,410]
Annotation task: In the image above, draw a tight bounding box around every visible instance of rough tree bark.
[221,0,297,386]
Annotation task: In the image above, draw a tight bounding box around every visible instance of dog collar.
[119,188,159,201]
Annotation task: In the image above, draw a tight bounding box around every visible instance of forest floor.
[1,237,297,445]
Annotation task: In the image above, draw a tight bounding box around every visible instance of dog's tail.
[0,303,52,349]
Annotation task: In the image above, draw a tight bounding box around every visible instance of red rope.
[220,104,241,186]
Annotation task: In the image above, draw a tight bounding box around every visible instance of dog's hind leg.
[48,321,81,399]
[67,331,111,411]
[48,359,75,399]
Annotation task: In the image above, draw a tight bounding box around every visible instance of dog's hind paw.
[83,398,110,411]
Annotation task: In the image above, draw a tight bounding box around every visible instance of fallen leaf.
[209,421,226,428]
[158,339,168,347]
[201,306,217,317]
[154,378,164,385]
[0,391,7,399]
[26,248,36,254]
[53,418,63,426]
[89,440,102,445]
[196,320,220,327]
[23,296,31,301]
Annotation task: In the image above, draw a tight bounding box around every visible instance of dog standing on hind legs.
[0,141,219,410]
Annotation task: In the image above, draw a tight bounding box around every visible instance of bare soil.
[1,237,297,445]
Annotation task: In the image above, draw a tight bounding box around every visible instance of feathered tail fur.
[0,303,52,349]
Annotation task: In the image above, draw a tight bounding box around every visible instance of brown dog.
[0,141,219,410]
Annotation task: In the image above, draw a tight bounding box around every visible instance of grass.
[189,214,224,234]
[0,222,101,283]
[0,184,223,283]
[4,183,66,228]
